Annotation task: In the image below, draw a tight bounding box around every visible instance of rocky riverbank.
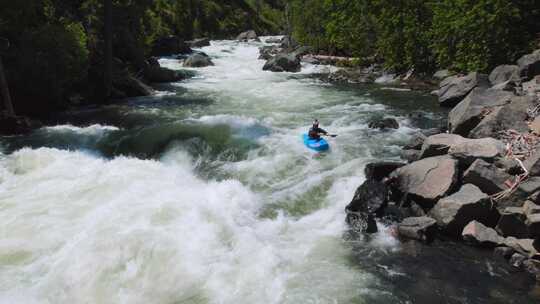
[345,48,540,282]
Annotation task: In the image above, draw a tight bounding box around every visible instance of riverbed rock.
[183,53,214,67]
[448,88,513,136]
[365,162,405,182]
[368,117,399,130]
[463,159,511,195]
[429,184,500,236]
[258,45,282,60]
[392,155,458,207]
[237,30,258,41]
[262,53,300,73]
[113,74,154,98]
[489,65,519,86]
[398,216,438,243]
[419,134,466,158]
[401,149,421,163]
[144,66,190,83]
[346,179,388,216]
[448,137,506,166]
[469,95,535,139]
[496,207,529,238]
[517,49,540,81]
[152,35,191,56]
[186,38,210,48]
[438,72,489,107]
[404,132,427,150]
[462,220,505,247]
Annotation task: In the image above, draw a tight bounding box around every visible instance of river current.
[0,39,537,303]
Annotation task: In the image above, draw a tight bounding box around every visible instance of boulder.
[462,220,505,247]
[391,155,458,207]
[429,184,500,236]
[186,38,210,48]
[400,149,421,163]
[433,69,453,80]
[151,36,191,56]
[112,75,153,98]
[398,216,437,243]
[496,207,529,238]
[183,53,214,67]
[419,133,466,159]
[448,88,513,136]
[144,66,190,83]
[346,179,388,216]
[502,177,540,209]
[524,149,540,177]
[489,65,519,86]
[236,30,258,41]
[262,53,301,73]
[258,45,282,60]
[448,137,506,166]
[463,159,511,195]
[404,132,427,150]
[504,237,538,257]
[517,49,540,81]
[364,162,405,182]
[522,75,540,100]
[438,72,489,107]
[469,95,535,139]
[368,117,399,130]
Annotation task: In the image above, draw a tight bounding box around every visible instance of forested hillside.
[288,0,540,73]
[0,0,284,117]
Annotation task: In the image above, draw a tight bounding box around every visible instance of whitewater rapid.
[0,39,443,304]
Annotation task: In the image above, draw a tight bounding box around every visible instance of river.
[0,39,537,303]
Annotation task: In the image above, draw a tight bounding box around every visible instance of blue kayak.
[302,134,329,152]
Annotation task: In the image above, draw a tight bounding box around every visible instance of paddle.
[323,134,338,138]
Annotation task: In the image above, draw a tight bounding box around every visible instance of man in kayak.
[308,119,329,140]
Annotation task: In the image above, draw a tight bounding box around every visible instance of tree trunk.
[0,56,15,117]
[104,0,113,99]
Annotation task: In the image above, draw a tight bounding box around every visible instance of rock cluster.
[346,49,540,281]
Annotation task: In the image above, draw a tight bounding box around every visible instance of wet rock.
[152,35,191,56]
[144,66,190,83]
[368,117,399,130]
[448,88,513,137]
[448,137,506,166]
[398,216,438,243]
[262,53,301,73]
[429,184,500,236]
[345,211,377,234]
[469,95,535,139]
[509,252,527,268]
[400,149,421,163]
[236,30,258,41]
[496,207,529,239]
[462,220,505,247]
[112,74,153,98]
[183,53,214,67]
[186,38,210,48]
[438,72,489,108]
[517,49,540,81]
[365,162,405,182]
[489,65,519,86]
[494,246,516,260]
[420,133,466,158]
[346,179,388,216]
[392,155,458,207]
[463,159,511,195]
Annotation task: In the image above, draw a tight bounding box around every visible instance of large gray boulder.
[398,216,438,243]
[489,65,519,86]
[392,155,458,207]
[517,49,540,81]
[429,184,500,236]
[462,220,505,247]
[237,30,258,41]
[469,95,535,139]
[262,53,301,73]
[448,137,506,166]
[448,88,513,136]
[345,179,385,234]
[438,72,489,107]
[420,133,466,159]
[183,53,214,67]
[463,159,511,195]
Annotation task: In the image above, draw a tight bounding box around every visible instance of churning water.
[0,39,536,304]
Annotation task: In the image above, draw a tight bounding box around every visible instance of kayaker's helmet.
[313,119,319,127]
